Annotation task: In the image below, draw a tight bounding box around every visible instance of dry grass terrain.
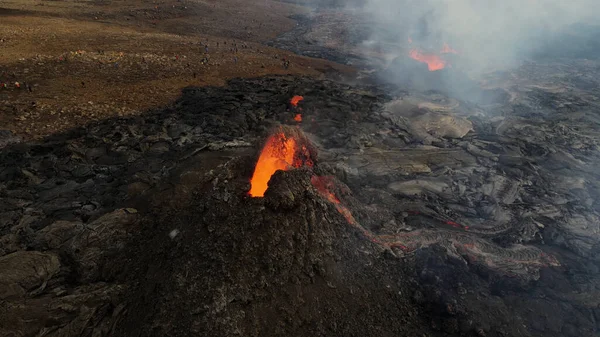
[0,0,353,139]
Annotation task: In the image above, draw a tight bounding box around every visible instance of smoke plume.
[362,0,600,75]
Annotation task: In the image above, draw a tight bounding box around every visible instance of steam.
[362,0,600,74]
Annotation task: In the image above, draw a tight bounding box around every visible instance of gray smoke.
[362,0,600,75]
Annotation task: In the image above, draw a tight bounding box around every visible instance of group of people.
[0,81,32,92]
[200,40,285,67]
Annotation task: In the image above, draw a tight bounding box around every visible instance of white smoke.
[362,0,600,74]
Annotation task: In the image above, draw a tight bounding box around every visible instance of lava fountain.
[248,132,298,197]
[248,128,357,234]
[249,126,315,197]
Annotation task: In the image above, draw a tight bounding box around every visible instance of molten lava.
[249,132,297,197]
[290,95,304,107]
[311,176,356,225]
[311,176,341,204]
[294,114,302,122]
[409,49,446,71]
[249,127,315,197]
[294,144,314,168]
[246,131,560,274]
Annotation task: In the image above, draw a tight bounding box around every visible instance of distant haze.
[362,0,600,74]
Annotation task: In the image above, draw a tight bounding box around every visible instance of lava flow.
[409,49,446,71]
[311,175,357,226]
[248,132,298,197]
[311,175,341,205]
[294,114,302,122]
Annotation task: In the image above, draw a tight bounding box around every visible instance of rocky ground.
[2,1,600,337]
[0,0,352,140]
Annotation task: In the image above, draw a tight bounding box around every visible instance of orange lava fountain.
[249,132,297,197]
[408,49,446,71]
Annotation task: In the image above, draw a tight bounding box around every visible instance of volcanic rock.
[384,99,473,143]
[0,251,60,300]
[264,169,312,210]
[114,157,423,337]
[0,129,22,149]
[66,209,138,283]
[1,70,600,336]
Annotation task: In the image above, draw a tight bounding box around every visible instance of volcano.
[2,1,600,337]
[3,71,597,336]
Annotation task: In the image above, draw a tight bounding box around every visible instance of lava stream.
[311,176,357,226]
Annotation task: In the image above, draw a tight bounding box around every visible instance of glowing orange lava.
[290,95,304,107]
[441,43,458,54]
[249,133,297,197]
[294,114,302,122]
[311,176,357,225]
[311,176,341,204]
[409,49,446,71]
